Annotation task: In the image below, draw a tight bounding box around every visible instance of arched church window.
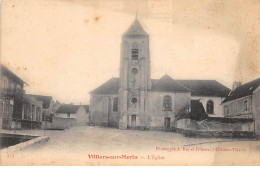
[113,97,119,112]
[163,96,172,111]
[206,100,214,114]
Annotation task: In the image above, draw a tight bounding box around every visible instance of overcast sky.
[1,0,259,104]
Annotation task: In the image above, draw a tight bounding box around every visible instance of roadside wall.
[176,118,254,132]
[43,117,76,129]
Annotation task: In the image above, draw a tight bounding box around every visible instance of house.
[221,78,260,136]
[89,18,230,131]
[26,94,53,122]
[0,64,27,129]
[55,104,89,126]
[20,95,43,129]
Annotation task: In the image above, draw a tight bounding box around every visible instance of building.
[20,95,43,129]
[43,104,89,129]
[55,104,89,126]
[89,18,230,131]
[26,94,53,122]
[221,78,260,136]
[0,64,27,129]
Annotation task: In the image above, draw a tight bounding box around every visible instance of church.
[89,18,230,131]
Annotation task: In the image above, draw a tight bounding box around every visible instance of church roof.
[90,78,119,95]
[123,18,148,37]
[150,74,191,92]
[90,75,230,97]
[222,77,260,103]
[175,79,231,97]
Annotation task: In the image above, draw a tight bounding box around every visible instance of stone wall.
[55,113,76,118]
[90,94,119,127]
[44,117,76,129]
[176,118,254,132]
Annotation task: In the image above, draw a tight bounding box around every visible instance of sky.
[1,0,259,104]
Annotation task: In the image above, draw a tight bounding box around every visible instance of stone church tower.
[119,18,152,129]
[90,18,230,131]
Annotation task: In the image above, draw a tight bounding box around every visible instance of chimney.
[232,81,242,91]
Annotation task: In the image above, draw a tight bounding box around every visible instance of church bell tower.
[119,18,151,129]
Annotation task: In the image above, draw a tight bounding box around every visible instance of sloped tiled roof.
[55,104,89,114]
[56,104,80,114]
[123,18,148,36]
[1,64,28,85]
[90,75,230,97]
[27,94,52,109]
[90,78,119,95]
[176,80,230,97]
[150,74,191,92]
[222,78,260,103]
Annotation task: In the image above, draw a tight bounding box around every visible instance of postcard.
[0,0,259,166]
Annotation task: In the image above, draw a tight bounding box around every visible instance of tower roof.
[123,18,148,36]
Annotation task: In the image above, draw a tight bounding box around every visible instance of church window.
[244,100,248,111]
[132,49,138,60]
[163,96,172,111]
[131,98,137,104]
[131,68,138,74]
[113,97,119,112]
[206,100,214,114]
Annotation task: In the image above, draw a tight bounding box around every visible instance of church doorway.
[131,115,136,128]
[164,117,171,131]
